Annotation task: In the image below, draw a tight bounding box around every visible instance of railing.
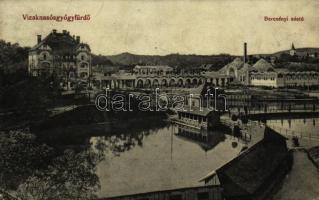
[247,108,318,115]
[267,123,319,142]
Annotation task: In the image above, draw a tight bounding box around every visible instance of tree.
[17,149,102,200]
[0,130,53,190]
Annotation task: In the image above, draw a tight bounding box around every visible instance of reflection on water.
[266,118,319,138]
[91,125,243,198]
[175,126,226,151]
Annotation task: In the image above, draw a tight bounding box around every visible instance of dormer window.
[81,55,85,60]
[43,53,47,60]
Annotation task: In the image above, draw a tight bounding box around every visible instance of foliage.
[105,52,234,69]
[0,130,53,190]
[231,114,238,121]
[0,76,62,111]
[16,149,102,200]
[91,54,114,66]
[0,40,30,86]
[0,130,103,200]
[241,115,249,124]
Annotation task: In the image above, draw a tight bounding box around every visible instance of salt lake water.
[91,125,243,198]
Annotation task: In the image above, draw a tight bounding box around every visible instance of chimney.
[243,42,248,63]
[52,29,57,34]
[76,36,80,43]
[37,35,42,44]
[63,30,67,34]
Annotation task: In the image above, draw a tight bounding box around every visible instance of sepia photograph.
[0,0,318,200]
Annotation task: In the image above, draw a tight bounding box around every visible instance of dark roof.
[189,82,225,97]
[252,59,274,72]
[30,30,90,54]
[215,127,288,197]
[189,83,206,96]
[219,58,244,73]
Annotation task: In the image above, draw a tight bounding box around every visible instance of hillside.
[276,62,319,72]
[105,52,234,70]
[272,48,319,57]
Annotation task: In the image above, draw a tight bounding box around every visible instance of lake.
[266,118,319,138]
[91,125,243,198]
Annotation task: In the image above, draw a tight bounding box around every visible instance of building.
[28,29,91,82]
[93,70,136,89]
[290,43,296,56]
[209,43,319,88]
[249,60,319,88]
[206,43,253,86]
[200,127,292,200]
[89,42,318,90]
[133,65,205,88]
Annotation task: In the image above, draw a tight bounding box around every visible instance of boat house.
[200,127,292,200]
[173,108,220,140]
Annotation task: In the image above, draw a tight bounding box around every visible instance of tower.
[290,43,296,56]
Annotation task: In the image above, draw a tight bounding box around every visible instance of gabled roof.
[215,127,288,197]
[239,63,255,72]
[30,30,89,54]
[252,59,274,72]
[189,82,224,98]
[200,127,289,198]
[219,58,244,73]
[189,83,207,96]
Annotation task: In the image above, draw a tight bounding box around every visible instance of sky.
[0,0,319,56]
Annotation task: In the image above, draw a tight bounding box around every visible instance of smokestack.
[76,36,80,43]
[37,35,42,44]
[243,42,248,63]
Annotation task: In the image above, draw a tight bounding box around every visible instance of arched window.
[43,53,47,60]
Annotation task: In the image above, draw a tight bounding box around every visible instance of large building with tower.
[205,43,319,88]
[28,29,91,82]
[91,42,319,90]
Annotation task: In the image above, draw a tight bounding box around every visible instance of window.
[81,63,88,68]
[81,55,85,60]
[43,53,47,60]
[80,72,87,78]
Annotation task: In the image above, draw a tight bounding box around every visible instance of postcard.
[0,0,318,200]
